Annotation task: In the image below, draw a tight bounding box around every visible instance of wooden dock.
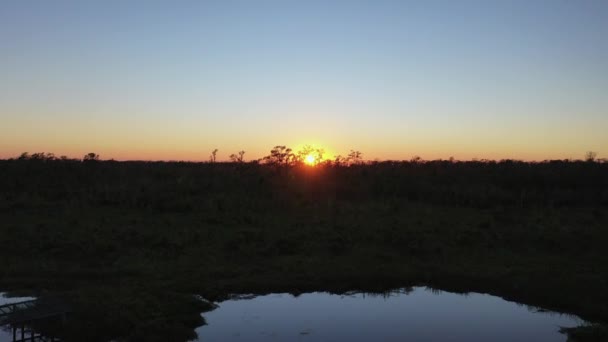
[0,298,68,342]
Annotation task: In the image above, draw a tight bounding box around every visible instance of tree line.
[7,147,605,166]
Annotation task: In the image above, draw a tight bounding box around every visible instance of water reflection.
[197,287,584,342]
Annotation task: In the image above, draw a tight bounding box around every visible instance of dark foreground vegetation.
[1,153,608,341]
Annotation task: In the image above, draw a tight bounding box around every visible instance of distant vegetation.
[6,146,606,209]
[1,146,607,341]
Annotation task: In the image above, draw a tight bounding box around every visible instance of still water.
[0,288,588,341]
[196,287,584,342]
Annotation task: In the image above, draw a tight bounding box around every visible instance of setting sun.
[304,154,316,165]
[2,2,608,341]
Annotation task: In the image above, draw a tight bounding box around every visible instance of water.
[0,289,589,341]
[196,287,585,342]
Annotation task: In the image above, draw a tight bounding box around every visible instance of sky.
[1,0,607,161]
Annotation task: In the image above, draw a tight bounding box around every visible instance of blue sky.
[1,0,607,160]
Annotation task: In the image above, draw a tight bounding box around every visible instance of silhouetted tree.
[585,151,598,162]
[229,150,245,163]
[297,145,313,163]
[295,145,324,165]
[83,153,100,162]
[262,146,295,165]
[346,150,363,165]
[16,152,63,161]
[19,152,56,161]
[209,149,218,163]
[31,153,45,160]
[334,155,346,166]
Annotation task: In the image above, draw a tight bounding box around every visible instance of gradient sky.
[1,0,607,161]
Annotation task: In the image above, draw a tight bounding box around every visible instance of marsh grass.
[560,324,608,342]
[1,158,607,340]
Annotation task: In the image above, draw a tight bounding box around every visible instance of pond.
[0,288,590,341]
[196,287,585,342]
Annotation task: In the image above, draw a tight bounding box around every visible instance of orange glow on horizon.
[0,137,604,163]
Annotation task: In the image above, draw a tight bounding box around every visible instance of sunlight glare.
[305,154,316,165]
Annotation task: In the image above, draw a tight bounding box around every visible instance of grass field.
[1,158,607,341]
